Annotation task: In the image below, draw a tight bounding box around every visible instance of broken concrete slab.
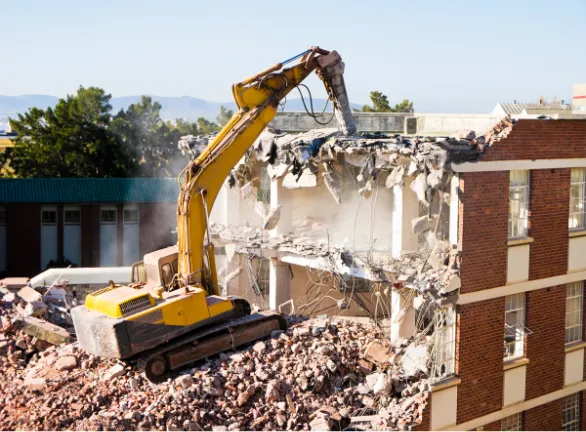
[363,341,391,366]
[410,172,429,206]
[386,165,405,188]
[263,205,281,231]
[13,316,72,345]
[24,301,48,317]
[18,286,43,303]
[282,171,317,189]
[55,355,78,371]
[411,215,436,234]
[322,169,341,204]
[240,181,253,199]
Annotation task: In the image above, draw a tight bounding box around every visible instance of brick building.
[206,118,586,430]
[420,119,586,430]
[0,178,178,278]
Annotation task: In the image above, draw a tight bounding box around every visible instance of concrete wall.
[269,112,408,133]
[269,111,502,135]
[415,113,502,135]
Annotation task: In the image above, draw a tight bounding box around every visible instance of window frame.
[504,293,526,361]
[41,209,57,226]
[508,170,530,239]
[566,282,584,345]
[562,393,580,431]
[501,412,522,431]
[431,306,456,383]
[569,168,586,231]
[64,209,81,225]
[0,207,6,226]
[123,208,139,224]
[100,209,117,224]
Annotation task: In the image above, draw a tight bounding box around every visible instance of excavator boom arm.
[177,47,354,293]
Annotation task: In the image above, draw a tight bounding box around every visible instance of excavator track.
[137,309,287,382]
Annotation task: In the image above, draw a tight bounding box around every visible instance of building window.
[41,210,57,225]
[566,282,584,345]
[64,209,81,225]
[124,209,139,224]
[509,170,529,238]
[431,306,456,383]
[100,209,117,224]
[0,207,6,225]
[501,412,522,431]
[570,168,586,230]
[504,293,525,361]
[562,393,580,431]
[257,166,271,204]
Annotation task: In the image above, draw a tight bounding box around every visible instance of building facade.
[208,118,586,430]
[0,178,178,278]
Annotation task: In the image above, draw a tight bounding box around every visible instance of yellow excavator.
[71,47,355,381]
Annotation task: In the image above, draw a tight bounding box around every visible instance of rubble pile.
[230,116,514,202]
[0,313,431,431]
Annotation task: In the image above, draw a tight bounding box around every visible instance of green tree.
[216,105,234,127]
[174,118,199,136]
[110,96,185,177]
[392,99,414,113]
[197,117,220,135]
[358,91,414,113]
[4,87,132,178]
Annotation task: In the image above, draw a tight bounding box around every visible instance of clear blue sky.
[1,0,584,112]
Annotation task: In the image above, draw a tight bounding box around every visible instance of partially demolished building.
[199,117,586,430]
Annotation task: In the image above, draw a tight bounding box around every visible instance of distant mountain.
[0,95,362,124]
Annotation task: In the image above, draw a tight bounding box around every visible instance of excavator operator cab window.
[161,263,178,291]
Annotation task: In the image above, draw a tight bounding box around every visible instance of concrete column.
[268,179,293,311]
[390,289,416,346]
[269,179,292,238]
[449,174,459,246]
[392,182,420,258]
[269,259,291,311]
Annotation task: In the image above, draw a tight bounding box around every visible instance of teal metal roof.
[0,178,179,203]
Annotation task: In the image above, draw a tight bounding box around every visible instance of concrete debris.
[178,134,214,158]
[13,316,72,346]
[386,165,405,188]
[18,286,43,303]
[240,181,253,199]
[0,315,430,431]
[282,170,317,189]
[263,205,281,231]
[230,116,514,202]
[24,300,48,317]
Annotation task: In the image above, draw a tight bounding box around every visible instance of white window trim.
[504,293,526,361]
[64,206,81,225]
[100,206,117,225]
[570,168,586,231]
[432,306,456,383]
[562,393,580,431]
[123,205,139,225]
[566,282,584,345]
[509,170,530,239]
[501,412,522,431]
[41,206,57,226]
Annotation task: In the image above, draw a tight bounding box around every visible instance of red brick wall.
[6,204,41,277]
[525,285,565,398]
[482,120,586,161]
[81,205,99,266]
[482,419,502,430]
[458,171,509,294]
[528,169,570,280]
[456,298,505,424]
[524,399,562,431]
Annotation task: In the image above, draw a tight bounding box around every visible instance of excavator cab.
[130,246,179,292]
